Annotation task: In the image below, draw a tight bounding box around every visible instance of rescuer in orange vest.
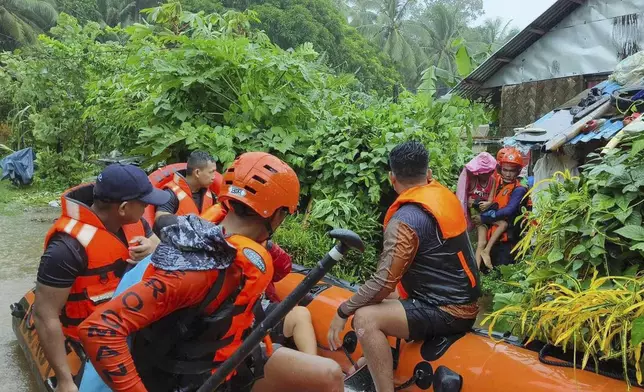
[34,164,171,392]
[79,152,344,392]
[478,147,528,268]
[155,151,218,219]
[327,141,480,392]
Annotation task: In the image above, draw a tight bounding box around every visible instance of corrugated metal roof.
[567,120,624,145]
[451,0,584,99]
[504,79,633,147]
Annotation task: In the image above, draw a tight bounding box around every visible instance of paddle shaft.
[196,242,350,392]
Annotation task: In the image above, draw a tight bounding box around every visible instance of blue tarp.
[0,147,35,185]
[509,79,634,148]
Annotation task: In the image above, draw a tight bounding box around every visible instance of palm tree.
[412,4,461,78]
[477,17,519,53]
[0,0,57,50]
[353,0,425,84]
[96,0,159,27]
[414,4,475,94]
[96,0,137,27]
[346,0,379,27]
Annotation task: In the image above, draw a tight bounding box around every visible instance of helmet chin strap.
[263,219,275,241]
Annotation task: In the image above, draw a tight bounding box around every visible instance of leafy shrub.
[485,133,644,384]
[81,3,487,217]
[274,214,379,283]
[34,149,99,189]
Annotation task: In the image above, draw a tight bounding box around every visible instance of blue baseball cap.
[94,164,171,206]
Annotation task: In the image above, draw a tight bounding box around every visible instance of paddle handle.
[196,241,354,392]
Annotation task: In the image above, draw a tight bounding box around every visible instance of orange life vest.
[44,184,144,340]
[201,203,227,223]
[487,179,522,243]
[133,234,273,386]
[384,181,479,305]
[212,235,274,369]
[163,173,214,216]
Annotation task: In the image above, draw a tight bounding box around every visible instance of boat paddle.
[196,228,365,392]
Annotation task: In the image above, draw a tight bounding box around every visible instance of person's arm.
[487,177,498,203]
[34,284,77,392]
[78,268,215,392]
[338,218,419,318]
[127,219,160,263]
[154,189,179,218]
[33,236,85,392]
[264,242,292,303]
[481,186,527,224]
[267,242,292,283]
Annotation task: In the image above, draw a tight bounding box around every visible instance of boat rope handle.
[539,344,637,384]
[341,345,356,367]
[394,368,424,391]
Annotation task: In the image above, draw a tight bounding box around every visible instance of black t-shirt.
[155,188,208,215]
[37,219,154,288]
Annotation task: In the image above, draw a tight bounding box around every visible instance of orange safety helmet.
[496,147,511,162]
[219,152,300,218]
[499,148,524,167]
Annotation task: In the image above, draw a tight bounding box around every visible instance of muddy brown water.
[0,205,494,391]
[0,205,59,392]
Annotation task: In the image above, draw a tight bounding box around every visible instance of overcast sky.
[475,0,558,29]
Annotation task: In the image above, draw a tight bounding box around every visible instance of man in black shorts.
[327,141,481,392]
[34,164,169,392]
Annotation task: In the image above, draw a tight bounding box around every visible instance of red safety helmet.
[219,152,300,218]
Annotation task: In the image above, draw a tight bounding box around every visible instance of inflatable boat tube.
[273,265,634,392]
[12,262,634,392]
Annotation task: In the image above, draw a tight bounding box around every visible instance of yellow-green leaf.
[632,317,644,347]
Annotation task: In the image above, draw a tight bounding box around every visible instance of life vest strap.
[180,335,235,359]
[81,259,128,279]
[160,358,218,375]
[59,307,86,327]
[66,292,88,302]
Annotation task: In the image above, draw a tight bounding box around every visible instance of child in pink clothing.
[456,152,498,269]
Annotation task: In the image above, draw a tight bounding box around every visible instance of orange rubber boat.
[10,289,85,392]
[274,265,637,392]
[10,265,637,391]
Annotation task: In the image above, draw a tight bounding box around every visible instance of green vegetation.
[342,0,518,91]
[1,0,520,94]
[485,134,644,385]
[0,3,488,280]
[0,0,58,50]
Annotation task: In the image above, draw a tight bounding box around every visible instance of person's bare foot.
[345,357,367,377]
[481,248,493,270]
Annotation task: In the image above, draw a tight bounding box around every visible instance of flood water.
[0,205,59,392]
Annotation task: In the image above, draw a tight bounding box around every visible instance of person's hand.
[468,199,474,208]
[327,313,348,351]
[55,378,78,392]
[127,236,157,264]
[479,201,493,211]
[471,214,482,226]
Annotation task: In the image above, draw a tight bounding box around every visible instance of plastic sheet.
[0,147,35,185]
